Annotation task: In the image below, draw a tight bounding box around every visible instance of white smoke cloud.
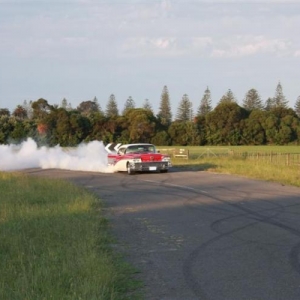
[0,138,114,173]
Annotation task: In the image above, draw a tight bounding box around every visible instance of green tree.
[12,105,28,120]
[93,96,104,115]
[77,100,100,117]
[242,88,263,111]
[218,89,237,105]
[22,100,33,118]
[0,108,10,116]
[206,102,248,145]
[176,94,193,121]
[264,97,275,111]
[61,98,68,109]
[294,96,300,117]
[194,115,207,145]
[0,115,13,144]
[273,81,288,108]
[197,86,212,117]
[241,110,266,145]
[151,130,171,146]
[143,99,153,112]
[31,98,53,120]
[52,108,72,146]
[260,107,297,145]
[168,121,200,146]
[88,112,107,141]
[124,108,157,143]
[158,85,172,126]
[122,96,135,115]
[69,112,91,144]
[105,94,119,118]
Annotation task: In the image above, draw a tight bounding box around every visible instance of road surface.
[24,168,300,300]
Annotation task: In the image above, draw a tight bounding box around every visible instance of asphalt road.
[24,168,300,300]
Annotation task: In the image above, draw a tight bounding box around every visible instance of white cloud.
[122,37,179,56]
[191,37,213,49]
[294,50,300,57]
[211,36,290,58]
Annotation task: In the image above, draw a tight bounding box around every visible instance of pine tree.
[158,85,172,126]
[93,96,103,114]
[122,96,135,115]
[295,95,300,117]
[218,89,237,104]
[242,88,263,111]
[61,98,68,109]
[273,81,288,108]
[22,100,33,118]
[197,86,212,116]
[176,94,193,121]
[264,97,275,111]
[105,94,119,118]
[143,99,153,112]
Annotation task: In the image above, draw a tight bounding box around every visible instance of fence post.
[270,152,273,163]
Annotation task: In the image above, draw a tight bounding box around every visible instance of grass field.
[171,155,300,187]
[0,172,141,300]
[158,145,300,156]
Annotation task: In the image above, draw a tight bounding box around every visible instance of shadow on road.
[171,163,217,172]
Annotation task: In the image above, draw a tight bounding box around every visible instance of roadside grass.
[172,156,300,187]
[168,145,300,155]
[0,172,141,300]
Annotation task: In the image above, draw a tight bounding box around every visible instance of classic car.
[106,143,172,174]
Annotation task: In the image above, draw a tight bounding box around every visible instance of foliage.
[206,102,248,145]
[176,94,193,121]
[122,96,135,115]
[157,85,172,126]
[105,94,119,118]
[2,91,300,146]
[218,89,237,105]
[124,108,157,143]
[197,86,212,117]
[151,130,171,146]
[143,98,153,112]
[273,81,288,108]
[77,100,100,117]
[242,88,263,111]
[168,121,200,146]
[294,96,300,117]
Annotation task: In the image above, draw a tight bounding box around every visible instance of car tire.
[127,163,135,175]
[160,169,168,173]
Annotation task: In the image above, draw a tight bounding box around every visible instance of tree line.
[1,83,300,146]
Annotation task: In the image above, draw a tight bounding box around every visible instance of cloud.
[211,36,290,58]
[0,1,299,61]
[122,37,180,56]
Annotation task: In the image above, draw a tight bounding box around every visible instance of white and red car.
[106,143,172,174]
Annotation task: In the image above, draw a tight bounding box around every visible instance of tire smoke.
[0,138,114,173]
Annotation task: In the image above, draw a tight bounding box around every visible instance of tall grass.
[0,172,140,300]
[173,156,300,187]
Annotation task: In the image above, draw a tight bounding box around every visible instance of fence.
[158,147,300,166]
[229,151,300,166]
[158,148,189,159]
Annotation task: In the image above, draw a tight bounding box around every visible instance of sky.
[1,0,300,116]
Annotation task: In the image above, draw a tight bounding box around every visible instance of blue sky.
[1,0,300,116]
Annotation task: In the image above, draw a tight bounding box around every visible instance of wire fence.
[158,148,300,166]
